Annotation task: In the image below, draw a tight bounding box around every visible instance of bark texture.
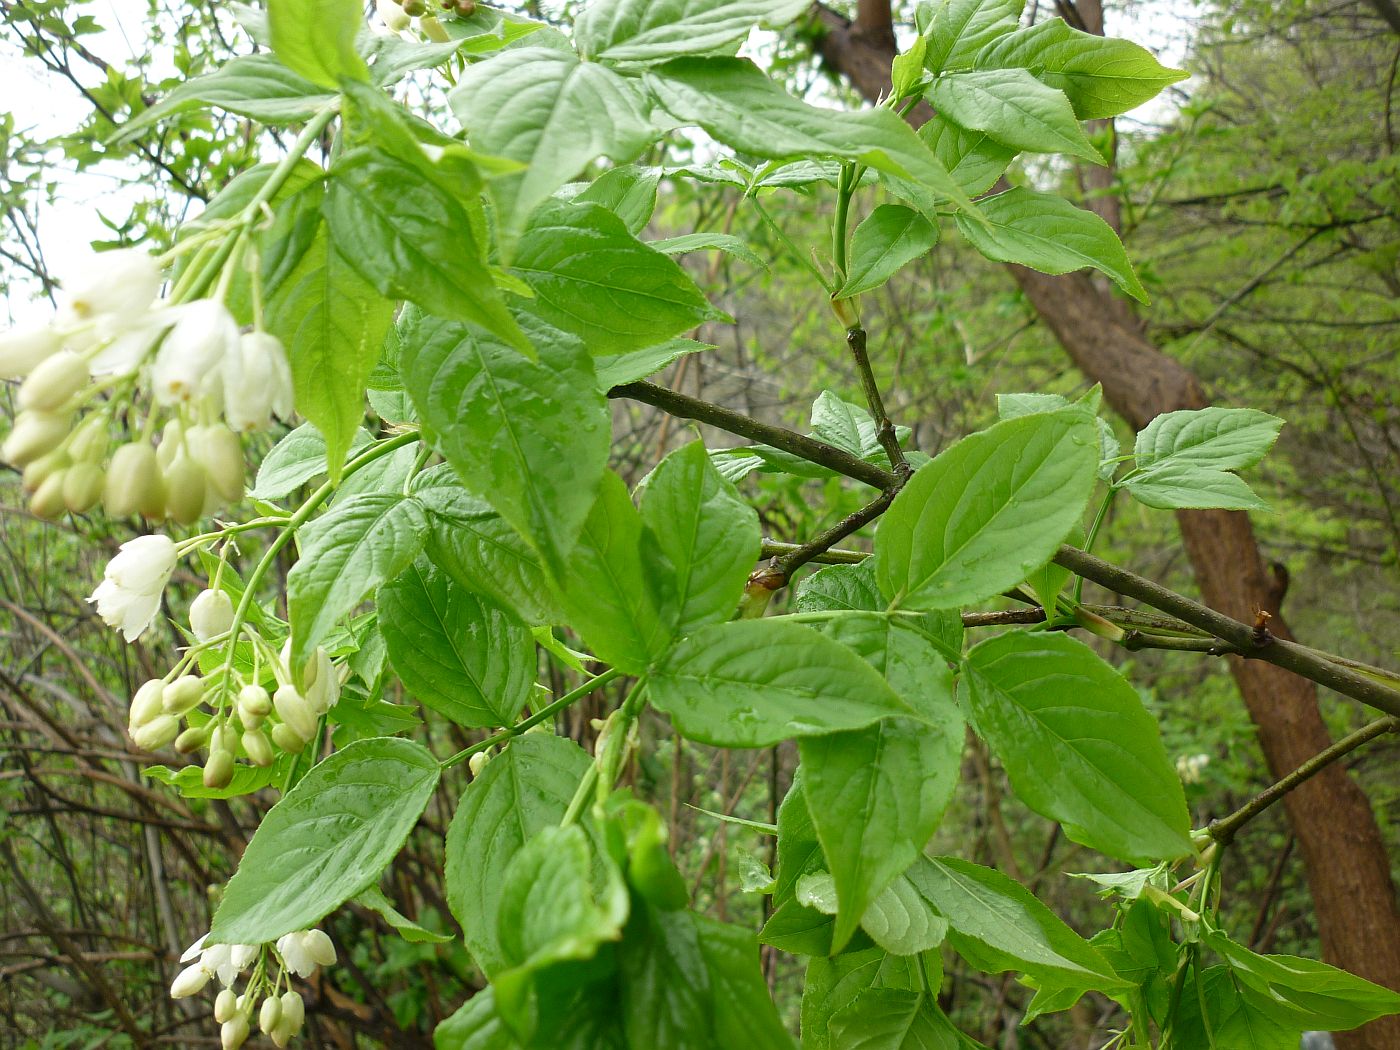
[814,5,1400,1046]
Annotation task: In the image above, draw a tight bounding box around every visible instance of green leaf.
[494,825,627,1030]
[876,407,1099,610]
[649,232,768,270]
[618,902,711,1048]
[379,562,535,728]
[593,338,712,390]
[829,989,969,1049]
[267,0,368,88]
[837,205,940,299]
[1124,463,1269,511]
[449,48,656,243]
[1171,966,1301,1050]
[115,54,333,139]
[1208,931,1400,1032]
[976,17,1189,120]
[357,885,453,944]
[649,618,915,747]
[143,760,283,801]
[954,187,1149,303]
[210,737,439,943]
[857,875,950,957]
[909,856,1124,990]
[803,949,923,1050]
[921,0,1023,74]
[963,631,1192,863]
[511,199,719,356]
[917,115,1015,196]
[1135,407,1284,472]
[414,470,564,626]
[402,313,610,580]
[325,142,525,349]
[553,471,677,674]
[927,69,1101,162]
[638,440,762,635]
[288,493,427,667]
[572,165,660,235]
[797,565,965,658]
[250,424,372,500]
[444,734,594,977]
[575,0,809,63]
[646,57,976,215]
[694,915,796,1050]
[265,232,395,482]
[435,989,518,1050]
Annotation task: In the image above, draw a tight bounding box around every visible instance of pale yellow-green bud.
[104,442,162,518]
[258,993,283,1033]
[274,684,317,739]
[21,449,68,494]
[67,416,108,463]
[156,419,183,471]
[214,988,237,1024]
[2,410,70,467]
[468,751,490,777]
[131,713,179,751]
[0,323,62,379]
[175,724,210,754]
[193,424,246,503]
[280,991,305,1033]
[18,349,89,412]
[189,589,235,642]
[220,1012,250,1050]
[63,461,104,513]
[163,447,208,526]
[243,727,274,767]
[163,675,205,715]
[29,471,68,519]
[203,747,235,789]
[128,680,166,729]
[270,722,307,753]
[237,684,272,724]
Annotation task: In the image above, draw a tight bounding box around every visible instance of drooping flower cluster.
[1,248,293,525]
[1175,752,1212,785]
[171,929,334,1048]
[375,0,476,38]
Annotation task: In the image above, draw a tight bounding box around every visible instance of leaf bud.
[131,713,179,751]
[203,747,235,789]
[274,684,317,739]
[0,323,62,379]
[128,679,166,729]
[62,461,104,513]
[2,410,71,467]
[190,588,235,642]
[18,349,90,412]
[163,675,206,714]
[242,727,274,767]
[214,987,237,1024]
[104,441,163,518]
[29,471,68,520]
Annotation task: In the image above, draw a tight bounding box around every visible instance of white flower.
[87,534,178,641]
[377,0,411,31]
[276,929,335,978]
[1175,752,1212,785]
[179,933,209,963]
[58,248,163,326]
[303,647,340,716]
[222,331,294,433]
[0,324,62,379]
[88,308,180,376]
[151,299,238,406]
[200,941,260,986]
[170,962,211,998]
[190,589,235,642]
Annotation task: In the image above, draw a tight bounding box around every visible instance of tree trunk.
[815,6,1400,1046]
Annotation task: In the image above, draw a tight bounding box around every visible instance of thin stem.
[749,195,833,293]
[439,668,623,770]
[772,486,900,581]
[759,540,866,564]
[610,381,893,489]
[1208,717,1400,845]
[832,163,854,280]
[1072,485,1117,603]
[845,326,908,473]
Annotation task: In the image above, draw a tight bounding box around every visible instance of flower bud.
[175,724,210,754]
[62,461,104,513]
[18,349,89,412]
[2,410,70,467]
[67,416,108,463]
[0,324,62,379]
[128,680,166,729]
[163,445,208,525]
[29,471,67,520]
[280,990,305,1032]
[59,248,162,325]
[303,647,339,716]
[190,589,235,642]
[237,684,272,722]
[468,751,489,777]
[259,993,283,1033]
[203,747,235,789]
[419,12,449,39]
[378,0,411,30]
[242,727,274,767]
[214,987,238,1023]
[155,418,183,470]
[402,0,425,14]
[104,442,163,518]
[153,299,236,406]
[221,1013,251,1050]
[131,713,179,751]
[273,684,317,740]
[455,0,475,14]
[170,962,210,998]
[163,675,205,714]
[22,450,67,494]
[270,722,308,753]
[191,424,246,503]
